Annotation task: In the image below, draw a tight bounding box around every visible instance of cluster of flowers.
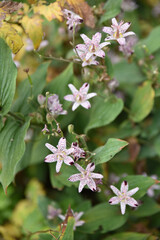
[45,137,140,215]
[72,17,135,67]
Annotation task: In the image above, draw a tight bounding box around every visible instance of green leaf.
[79,203,128,234]
[12,62,49,115]
[130,82,155,122]
[105,53,114,78]
[44,63,74,102]
[104,232,149,240]
[132,196,160,217]
[122,175,155,199]
[85,96,123,133]
[0,38,17,116]
[93,138,128,165]
[62,217,75,240]
[135,26,160,58]
[100,0,123,23]
[0,118,30,191]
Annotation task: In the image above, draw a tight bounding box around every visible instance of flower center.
[89,44,97,52]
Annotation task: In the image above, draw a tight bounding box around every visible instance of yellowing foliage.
[21,15,43,50]
[34,1,63,22]
[0,22,23,53]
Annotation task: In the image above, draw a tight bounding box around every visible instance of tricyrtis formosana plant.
[0,0,160,239]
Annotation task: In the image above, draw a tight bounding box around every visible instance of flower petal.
[117,37,126,45]
[75,220,85,227]
[58,137,66,151]
[99,42,111,49]
[79,179,87,192]
[45,143,57,153]
[110,185,121,196]
[87,178,96,191]
[86,162,95,172]
[80,83,89,94]
[127,187,139,196]
[68,84,78,94]
[64,156,74,165]
[76,44,87,51]
[74,163,84,173]
[64,94,74,102]
[102,27,113,35]
[92,32,102,44]
[109,196,120,205]
[90,173,103,179]
[127,197,139,207]
[72,102,80,111]
[123,31,135,37]
[120,201,126,215]
[96,49,105,58]
[75,212,84,220]
[80,34,91,45]
[68,173,82,182]
[56,160,63,173]
[86,92,97,99]
[112,18,118,26]
[85,52,93,61]
[45,154,57,163]
[81,101,91,109]
[121,22,131,33]
[120,181,128,193]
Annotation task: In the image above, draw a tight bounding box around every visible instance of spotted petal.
[80,34,91,45]
[120,201,126,215]
[110,185,121,196]
[121,22,131,33]
[45,143,57,153]
[127,197,138,207]
[120,181,128,193]
[68,173,82,182]
[68,84,78,94]
[92,32,101,44]
[58,137,66,151]
[45,154,57,163]
[56,160,63,173]
[64,156,74,165]
[102,27,113,35]
[87,178,96,191]
[109,196,120,205]
[127,187,139,196]
[86,162,95,172]
[81,101,91,109]
[90,173,103,179]
[64,94,74,102]
[79,179,87,192]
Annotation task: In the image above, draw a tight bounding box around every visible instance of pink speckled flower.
[68,162,103,192]
[64,83,97,111]
[103,18,135,45]
[109,181,139,215]
[45,137,74,173]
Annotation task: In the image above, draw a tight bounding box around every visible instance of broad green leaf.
[0,118,30,191]
[62,217,75,240]
[104,232,149,240]
[12,62,49,115]
[93,138,128,165]
[135,26,160,58]
[132,196,160,217]
[85,96,123,133]
[0,38,17,116]
[121,175,155,199]
[130,82,155,122]
[113,60,145,86]
[79,203,128,234]
[44,63,74,102]
[49,163,78,190]
[100,0,123,23]
[105,53,114,78]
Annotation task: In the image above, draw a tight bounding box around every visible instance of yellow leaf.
[0,22,23,53]
[21,15,43,50]
[57,0,95,28]
[0,224,21,240]
[34,1,63,22]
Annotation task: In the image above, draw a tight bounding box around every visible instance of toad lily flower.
[45,137,74,173]
[109,181,139,215]
[75,48,99,67]
[64,83,97,111]
[103,18,135,45]
[76,32,110,61]
[63,9,83,32]
[71,142,86,161]
[68,162,103,192]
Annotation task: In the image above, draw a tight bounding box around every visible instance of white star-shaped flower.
[63,9,83,32]
[45,137,74,173]
[68,162,103,192]
[109,180,139,215]
[103,18,135,45]
[76,32,110,60]
[64,83,97,111]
